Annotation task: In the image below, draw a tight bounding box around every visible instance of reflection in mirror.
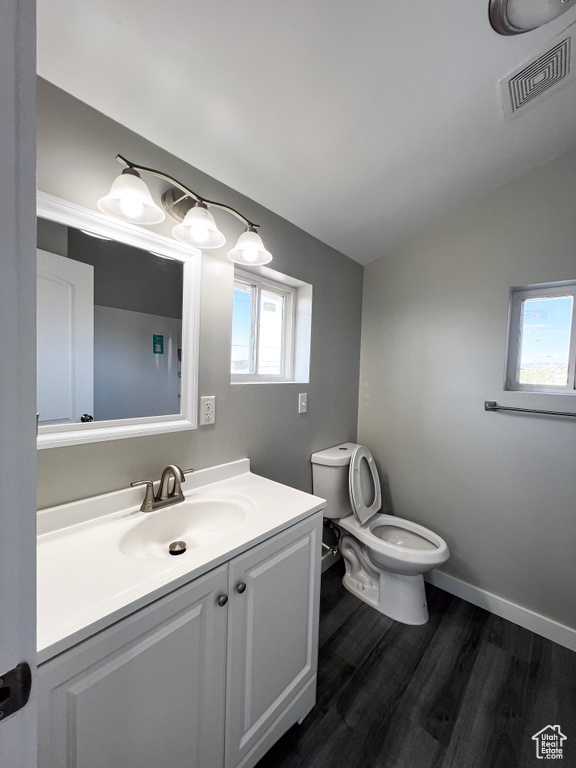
[36,192,200,449]
[37,219,183,424]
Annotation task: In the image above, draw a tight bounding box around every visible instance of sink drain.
[169,540,187,556]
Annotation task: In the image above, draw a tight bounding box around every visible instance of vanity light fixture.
[97,167,166,225]
[97,155,273,265]
[489,0,576,35]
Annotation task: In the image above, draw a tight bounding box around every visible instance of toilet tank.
[311,442,359,519]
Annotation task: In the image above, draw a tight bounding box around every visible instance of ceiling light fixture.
[97,155,273,265]
[489,0,576,35]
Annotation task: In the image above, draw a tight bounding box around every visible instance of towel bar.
[484,401,576,419]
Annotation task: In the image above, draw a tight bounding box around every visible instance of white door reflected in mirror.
[37,250,94,425]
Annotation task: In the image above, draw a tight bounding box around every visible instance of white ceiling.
[37,0,576,265]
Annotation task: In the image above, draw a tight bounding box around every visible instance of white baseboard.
[426,570,576,652]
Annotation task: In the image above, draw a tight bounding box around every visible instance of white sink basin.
[120,497,248,559]
[37,459,326,661]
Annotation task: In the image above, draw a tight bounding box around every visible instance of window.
[231,269,296,382]
[505,281,576,394]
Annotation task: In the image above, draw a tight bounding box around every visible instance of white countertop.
[37,459,325,664]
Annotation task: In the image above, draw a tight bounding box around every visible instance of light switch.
[298,393,308,414]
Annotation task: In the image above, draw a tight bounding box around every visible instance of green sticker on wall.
[153,334,164,354]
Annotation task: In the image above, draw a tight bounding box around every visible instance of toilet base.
[340,535,429,625]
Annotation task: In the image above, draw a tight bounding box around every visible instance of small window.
[231,269,295,382]
[505,281,576,393]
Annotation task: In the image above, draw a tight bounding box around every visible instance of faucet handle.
[130,480,155,512]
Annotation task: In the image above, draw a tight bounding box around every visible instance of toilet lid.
[348,445,382,525]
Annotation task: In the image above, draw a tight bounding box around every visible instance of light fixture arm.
[115,154,259,229]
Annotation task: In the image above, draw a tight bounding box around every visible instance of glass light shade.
[97,171,165,225]
[490,0,575,34]
[172,205,226,249]
[227,229,272,265]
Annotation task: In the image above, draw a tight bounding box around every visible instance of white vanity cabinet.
[38,513,322,768]
[225,515,321,768]
[37,564,229,768]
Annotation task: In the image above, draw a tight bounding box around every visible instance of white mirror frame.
[37,191,201,449]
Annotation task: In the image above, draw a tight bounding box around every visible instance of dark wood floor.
[256,561,576,768]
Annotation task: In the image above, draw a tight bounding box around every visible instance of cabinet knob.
[236,582,247,594]
[217,594,228,607]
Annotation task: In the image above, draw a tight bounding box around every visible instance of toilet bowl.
[311,442,449,625]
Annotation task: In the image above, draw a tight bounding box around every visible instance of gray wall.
[68,229,183,319]
[37,78,363,508]
[94,307,180,420]
[358,144,576,630]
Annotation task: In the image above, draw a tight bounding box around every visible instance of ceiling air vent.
[500,24,576,119]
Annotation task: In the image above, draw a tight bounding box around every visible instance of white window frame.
[505,281,576,394]
[232,268,296,383]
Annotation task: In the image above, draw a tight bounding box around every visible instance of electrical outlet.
[200,395,216,425]
[298,393,308,414]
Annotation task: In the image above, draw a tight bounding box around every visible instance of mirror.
[37,192,200,449]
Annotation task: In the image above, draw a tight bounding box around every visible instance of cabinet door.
[38,565,228,768]
[225,515,321,768]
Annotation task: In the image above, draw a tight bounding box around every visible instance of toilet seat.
[337,512,449,576]
[349,445,382,525]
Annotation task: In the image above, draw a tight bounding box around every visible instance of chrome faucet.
[130,465,190,512]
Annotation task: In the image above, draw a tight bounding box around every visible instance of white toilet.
[311,442,449,625]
